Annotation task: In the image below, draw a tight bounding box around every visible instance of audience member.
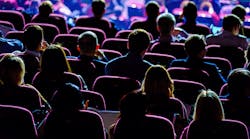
[231,4,248,37]
[32,0,68,33]
[129,1,160,39]
[0,54,42,113]
[223,68,250,127]
[180,90,249,139]
[39,82,105,139]
[177,1,211,36]
[17,25,46,84]
[75,0,115,37]
[32,44,87,102]
[71,31,107,88]
[0,31,24,53]
[105,29,153,82]
[150,13,187,54]
[206,14,248,50]
[170,34,226,93]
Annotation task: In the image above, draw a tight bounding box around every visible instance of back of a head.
[193,90,224,122]
[0,54,25,86]
[183,1,197,21]
[50,83,83,112]
[185,35,206,58]
[38,0,53,16]
[41,44,71,73]
[157,13,176,35]
[24,25,44,51]
[231,5,246,21]
[227,68,250,100]
[222,14,242,32]
[146,1,160,19]
[142,65,174,98]
[128,29,151,54]
[78,31,98,56]
[92,0,105,18]
[119,90,146,119]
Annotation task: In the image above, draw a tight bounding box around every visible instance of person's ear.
[96,44,100,50]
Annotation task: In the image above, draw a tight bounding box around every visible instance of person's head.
[193,90,224,122]
[227,68,250,100]
[119,90,147,119]
[231,5,246,22]
[91,0,106,18]
[157,13,176,35]
[0,54,25,86]
[128,29,151,55]
[24,25,44,51]
[50,83,84,112]
[142,65,174,99]
[185,35,207,58]
[77,31,99,57]
[145,1,160,19]
[222,14,242,35]
[38,0,53,16]
[183,1,197,21]
[41,44,71,73]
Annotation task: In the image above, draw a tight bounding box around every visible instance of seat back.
[53,34,79,56]
[144,52,176,68]
[219,83,228,97]
[0,104,38,139]
[167,67,210,87]
[101,38,128,55]
[5,31,24,43]
[99,49,122,61]
[113,114,176,139]
[0,10,25,30]
[150,42,187,59]
[115,30,132,39]
[69,26,106,45]
[81,90,106,110]
[92,75,141,110]
[187,119,249,139]
[204,56,232,79]
[24,23,60,43]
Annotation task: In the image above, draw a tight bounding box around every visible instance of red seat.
[144,52,176,68]
[53,34,79,56]
[0,10,25,30]
[101,38,128,55]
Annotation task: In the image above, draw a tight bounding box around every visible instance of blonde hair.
[193,90,224,121]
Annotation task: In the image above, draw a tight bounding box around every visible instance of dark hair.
[92,0,105,17]
[231,5,246,21]
[41,44,71,73]
[227,68,250,100]
[78,31,98,55]
[38,0,53,16]
[50,83,84,111]
[222,14,242,32]
[119,90,146,119]
[128,29,151,53]
[146,1,160,19]
[183,1,197,20]
[24,25,44,51]
[157,13,176,35]
[184,35,206,57]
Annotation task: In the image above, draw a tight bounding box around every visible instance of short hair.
[38,0,53,16]
[41,44,71,73]
[231,5,246,21]
[222,14,242,32]
[128,29,151,53]
[193,90,225,121]
[0,54,25,85]
[92,0,105,17]
[24,25,44,51]
[142,65,174,99]
[157,13,176,35]
[183,1,197,20]
[50,83,84,111]
[184,35,206,57]
[227,68,250,100]
[146,1,160,19]
[78,31,98,55]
